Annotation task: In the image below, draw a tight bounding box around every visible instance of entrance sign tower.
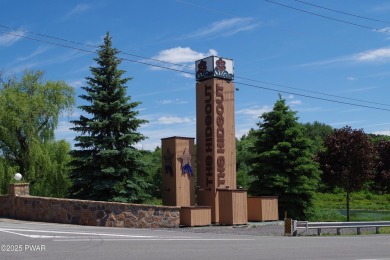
[162,56,264,226]
[195,56,245,223]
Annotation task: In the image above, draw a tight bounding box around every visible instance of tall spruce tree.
[248,95,320,219]
[69,33,150,203]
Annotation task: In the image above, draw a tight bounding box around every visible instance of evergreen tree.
[236,129,257,189]
[69,33,150,203]
[248,95,320,219]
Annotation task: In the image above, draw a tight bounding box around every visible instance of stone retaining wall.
[0,195,11,216]
[0,184,180,228]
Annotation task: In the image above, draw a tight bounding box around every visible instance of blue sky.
[1,0,390,150]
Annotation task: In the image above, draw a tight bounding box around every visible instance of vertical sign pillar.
[195,56,236,223]
[161,137,195,207]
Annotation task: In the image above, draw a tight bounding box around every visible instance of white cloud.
[65,4,91,18]
[55,120,73,135]
[340,108,365,113]
[2,62,39,76]
[372,130,390,136]
[372,4,390,12]
[235,128,251,139]
[57,109,83,120]
[0,30,26,46]
[376,27,390,34]
[157,116,192,125]
[329,120,365,127]
[288,100,302,106]
[236,105,272,119]
[150,47,217,77]
[354,47,390,62]
[8,48,90,77]
[338,86,378,93]
[67,79,84,88]
[161,100,173,105]
[136,122,196,150]
[54,120,76,147]
[297,106,325,113]
[153,47,217,64]
[294,56,350,67]
[283,95,302,106]
[347,77,357,81]
[39,49,91,67]
[184,17,259,39]
[160,99,188,105]
[17,46,49,61]
[297,46,390,67]
[364,122,390,128]
[181,72,195,78]
[375,27,390,40]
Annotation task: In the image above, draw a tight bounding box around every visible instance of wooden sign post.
[161,137,195,207]
[161,56,251,226]
[195,56,245,224]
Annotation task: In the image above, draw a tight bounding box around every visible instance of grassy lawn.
[310,191,390,222]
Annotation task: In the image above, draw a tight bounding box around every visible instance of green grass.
[379,227,390,234]
[144,197,163,206]
[308,208,344,222]
[341,210,390,221]
[309,191,390,222]
[314,191,390,210]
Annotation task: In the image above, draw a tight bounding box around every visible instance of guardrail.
[285,219,390,236]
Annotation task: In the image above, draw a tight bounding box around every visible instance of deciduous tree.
[301,121,333,155]
[373,139,390,193]
[0,70,74,194]
[33,140,73,197]
[317,126,375,221]
[141,147,162,201]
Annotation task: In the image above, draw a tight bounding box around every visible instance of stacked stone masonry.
[0,184,180,228]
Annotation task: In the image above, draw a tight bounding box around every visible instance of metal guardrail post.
[284,218,297,236]
[293,220,297,236]
[284,218,291,236]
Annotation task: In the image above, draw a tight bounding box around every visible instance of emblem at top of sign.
[195,56,234,82]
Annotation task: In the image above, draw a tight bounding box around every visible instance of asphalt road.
[0,219,389,260]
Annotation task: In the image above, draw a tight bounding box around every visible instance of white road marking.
[54,238,255,242]
[356,259,390,260]
[0,228,155,238]
[0,227,255,242]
